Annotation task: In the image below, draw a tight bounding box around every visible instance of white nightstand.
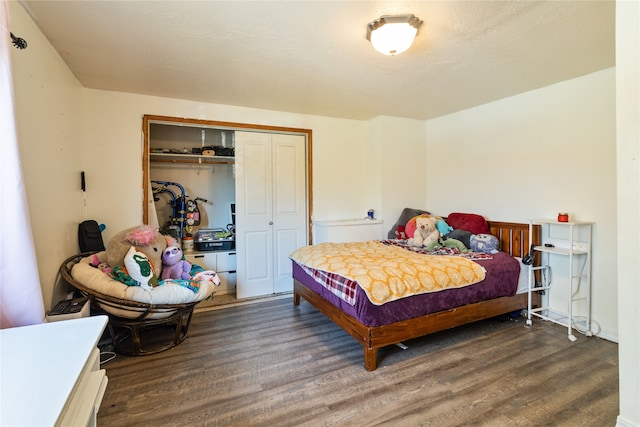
[0,315,108,426]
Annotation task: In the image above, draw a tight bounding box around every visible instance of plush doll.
[407,216,440,248]
[88,253,112,274]
[105,225,168,278]
[426,237,469,252]
[442,229,473,248]
[395,225,407,240]
[193,270,221,286]
[124,246,159,290]
[435,219,453,236]
[161,246,192,280]
[470,233,500,254]
[404,214,430,239]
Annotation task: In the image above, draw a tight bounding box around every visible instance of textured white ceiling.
[19,1,615,120]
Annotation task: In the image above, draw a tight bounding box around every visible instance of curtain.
[0,1,45,328]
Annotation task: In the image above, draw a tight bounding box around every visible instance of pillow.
[447,212,490,235]
[387,208,430,239]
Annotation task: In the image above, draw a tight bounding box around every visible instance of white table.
[1,315,108,426]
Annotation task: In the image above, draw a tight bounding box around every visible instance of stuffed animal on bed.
[395,225,407,240]
[435,218,453,236]
[407,216,440,248]
[469,233,500,254]
[105,225,168,278]
[404,213,430,239]
[161,246,192,280]
[426,237,469,252]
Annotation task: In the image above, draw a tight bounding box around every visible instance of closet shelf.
[150,153,234,165]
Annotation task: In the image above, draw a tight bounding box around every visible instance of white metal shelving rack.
[526,219,594,341]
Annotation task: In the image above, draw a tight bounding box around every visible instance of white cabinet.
[185,251,237,302]
[526,219,594,341]
[0,316,108,427]
[313,219,384,243]
[234,131,308,298]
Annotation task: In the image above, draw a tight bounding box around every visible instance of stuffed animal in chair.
[161,246,192,280]
[124,246,159,290]
[407,216,440,248]
[105,225,168,278]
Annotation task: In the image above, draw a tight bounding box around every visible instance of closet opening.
[142,115,312,309]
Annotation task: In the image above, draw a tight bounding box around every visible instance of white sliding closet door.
[235,131,307,298]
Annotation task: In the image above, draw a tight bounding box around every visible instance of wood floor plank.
[98,297,618,426]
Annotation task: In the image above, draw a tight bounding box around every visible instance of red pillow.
[447,212,490,235]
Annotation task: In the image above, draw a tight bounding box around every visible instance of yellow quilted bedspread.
[290,240,486,305]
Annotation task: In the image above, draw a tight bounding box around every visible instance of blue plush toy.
[435,219,453,236]
[470,234,500,254]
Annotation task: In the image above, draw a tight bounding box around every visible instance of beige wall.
[426,68,618,340]
[9,2,85,308]
[370,116,428,233]
[81,89,376,240]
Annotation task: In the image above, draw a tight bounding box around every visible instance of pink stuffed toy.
[105,225,167,277]
[161,246,192,280]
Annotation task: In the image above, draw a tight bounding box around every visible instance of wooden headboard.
[487,221,540,258]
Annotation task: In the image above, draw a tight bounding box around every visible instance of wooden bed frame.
[293,220,541,371]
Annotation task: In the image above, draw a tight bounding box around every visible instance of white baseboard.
[616,415,639,427]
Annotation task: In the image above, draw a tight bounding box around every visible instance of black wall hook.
[10,32,28,49]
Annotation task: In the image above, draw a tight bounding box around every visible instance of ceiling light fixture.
[366,14,422,56]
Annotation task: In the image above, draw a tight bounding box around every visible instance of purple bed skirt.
[292,251,521,327]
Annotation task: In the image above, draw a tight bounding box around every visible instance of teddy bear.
[161,245,192,280]
[407,216,440,248]
[105,224,169,278]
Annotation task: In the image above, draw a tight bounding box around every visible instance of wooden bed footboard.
[292,220,542,371]
[294,281,540,371]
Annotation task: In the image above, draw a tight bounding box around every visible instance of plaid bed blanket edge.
[295,239,493,307]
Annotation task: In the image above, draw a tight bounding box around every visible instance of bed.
[292,216,541,371]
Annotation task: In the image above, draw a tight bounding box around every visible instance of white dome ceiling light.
[366,14,422,56]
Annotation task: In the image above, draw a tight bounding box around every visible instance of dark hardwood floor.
[97,296,618,426]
